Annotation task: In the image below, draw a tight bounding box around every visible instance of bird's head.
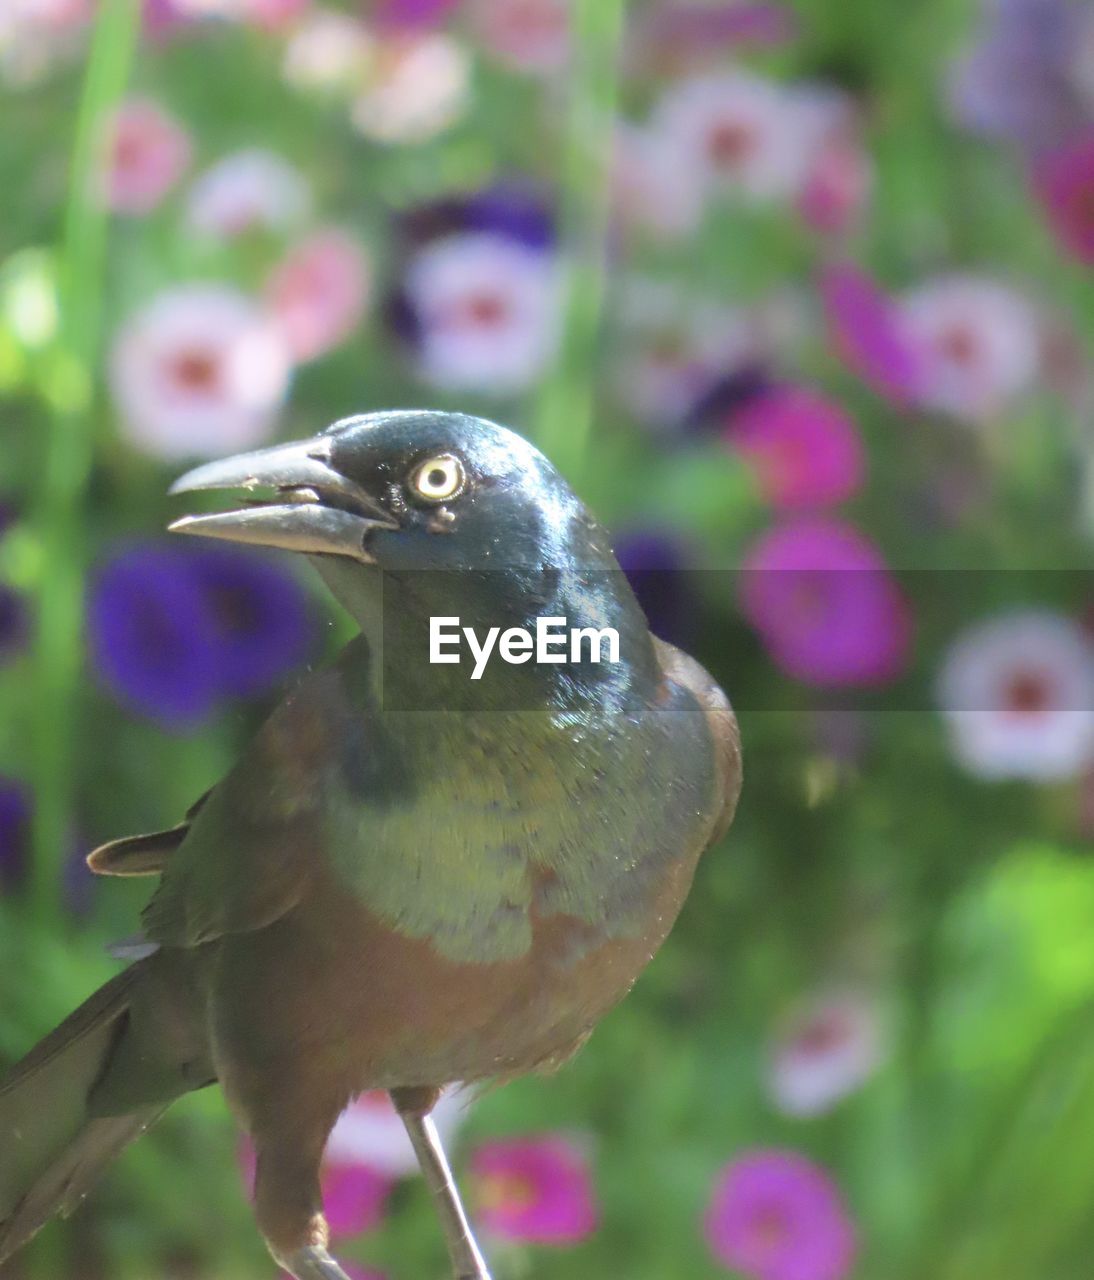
[169,411,656,705]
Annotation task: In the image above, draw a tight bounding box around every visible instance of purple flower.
[724,385,865,510]
[1034,131,1094,262]
[470,1135,598,1245]
[88,543,313,730]
[0,779,30,893]
[705,1150,857,1280]
[819,263,922,408]
[740,518,911,687]
[395,185,554,253]
[375,0,460,29]
[614,528,696,649]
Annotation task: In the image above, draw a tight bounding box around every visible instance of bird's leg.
[391,1086,492,1280]
[249,1106,353,1280]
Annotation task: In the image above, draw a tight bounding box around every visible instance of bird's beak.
[167,437,398,562]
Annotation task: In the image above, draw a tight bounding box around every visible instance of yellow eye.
[410,453,465,502]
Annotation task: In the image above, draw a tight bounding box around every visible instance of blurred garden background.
[3,0,1094,1277]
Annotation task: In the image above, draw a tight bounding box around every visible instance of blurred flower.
[265,229,372,363]
[947,0,1088,151]
[282,9,374,95]
[705,1150,857,1280]
[395,184,554,253]
[99,98,192,216]
[611,278,766,428]
[88,544,313,730]
[0,586,29,665]
[401,231,560,394]
[898,276,1040,423]
[0,778,30,893]
[611,123,706,243]
[628,2,798,77]
[350,32,470,144]
[376,0,460,29]
[469,1135,598,1245]
[740,518,911,687]
[467,0,569,76]
[1033,131,1094,263]
[936,609,1094,781]
[110,284,292,459]
[724,386,865,511]
[239,0,310,29]
[186,148,311,240]
[651,71,812,203]
[325,1088,468,1179]
[240,1136,392,1242]
[767,991,884,1117]
[0,0,89,87]
[614,528,696,648]
[819,263,922,408]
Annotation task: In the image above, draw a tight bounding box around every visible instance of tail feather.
[0,961,193,1264]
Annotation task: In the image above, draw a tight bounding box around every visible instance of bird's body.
[0,411,740,1279]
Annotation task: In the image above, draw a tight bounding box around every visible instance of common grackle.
[0,411,741,1280]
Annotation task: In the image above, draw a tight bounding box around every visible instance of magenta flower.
[725,386,864,511]
[240,1137,392,1241]
[1033,132,1094,263]
[705,1150,857,1280]
[819,263,922,407]
[99,98,191,215]
[469,1136,598,1245]
[739,518,911,687]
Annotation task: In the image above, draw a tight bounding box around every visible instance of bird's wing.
[139,661,358,949]
[652,636,742,846]
[86,790,213,878]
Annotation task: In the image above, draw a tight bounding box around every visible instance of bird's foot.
[282,1245,355,1280]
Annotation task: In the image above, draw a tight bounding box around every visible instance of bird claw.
[282,1245,355,1280]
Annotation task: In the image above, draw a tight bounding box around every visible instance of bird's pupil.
[428,468,447,488]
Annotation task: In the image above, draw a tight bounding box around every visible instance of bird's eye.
[409,453,465,503]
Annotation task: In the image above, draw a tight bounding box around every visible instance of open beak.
[167,437,398,562]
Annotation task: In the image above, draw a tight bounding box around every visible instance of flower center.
[707,120,754,169]
[169,348,221,394]
[1003,668,1052,716]
[459,290,510,328]
[796,1009,853,1055]
[476,1172,539,1213]
[939,324,977,366]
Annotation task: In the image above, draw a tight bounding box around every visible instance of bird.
[0,410,741,1280]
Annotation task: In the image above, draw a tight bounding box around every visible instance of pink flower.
[186,148,311,240]
[818,263,922,408]
[325,1088,468,1179]
[467,0,569,76]
[376,0,460,30]
[651,71,812,203]
[403,231,560,394]
[110,284,292,459]
[898,275,1040,423]
[936,609,1094,781]
[611,123,706,243]
[705,1150,857,1280]
[740,518,911,687]
[240,0,309,30]
[1034,132,1094,263]
[240,1137,391,1242]
[628,2,797,77]
[265,229,372,363]
[725,386,864,510]
[99,98,191,215]
[797,137,871,236]
[767,991,885,1117]
[469,1136,598,1245]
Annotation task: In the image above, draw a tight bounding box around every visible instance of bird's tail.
[0,954,206,1263]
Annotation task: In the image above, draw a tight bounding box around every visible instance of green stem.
[29,0,141,926]
[534,0,628,480]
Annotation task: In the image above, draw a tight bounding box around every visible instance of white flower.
[186,148,312,240]
[650,70,813,202]
[611,122,706,242]
[610,277,764,427]
[110,284,292,460]
[350,33,470,145]
[937,610,1094,781]
[898,276,1041,423]
[282,9,374,96]
[404,232,560,394]
[467,0,570,76]
[325,1088,468,1178]
[767,991,884,1118]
